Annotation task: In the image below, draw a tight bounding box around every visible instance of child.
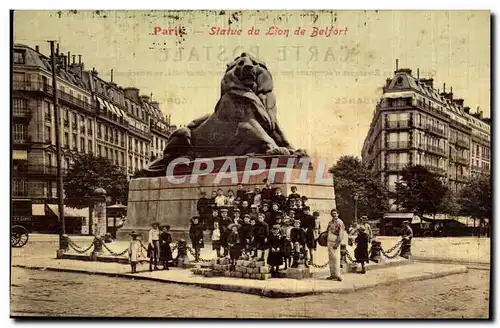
[290,219,308,268]
[239,200,249,217]
[236,183,247,202]
[239,214,251,254]
[302,207,316,265]
[227,223,241,265]
[214,188,227,207]
[212,221,222,258]
[253,187,262,208]
[232,208,241,225]
[313,211,322,241]
[255,213,270,261]
[355,225,370,274]
[287,186,301,208]
[281,218,293,269]
[189,217,204,262]
[267,224,284,277]
[247,217,257,257]
[128,231,142,273]
[219,208,232,257]
[209,209,220,232]
[226,189,235,207]
[272,187,287,211]
[148,221,160,272]
[159,225,172,270]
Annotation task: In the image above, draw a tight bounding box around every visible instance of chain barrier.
[310,261,329,268]
[67,239,94,254]
[345,249,355,263]
[186,246,212,262]
[101,242,129,257]
[380,239,404,259]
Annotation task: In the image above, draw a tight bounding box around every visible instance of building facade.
[12,43,174,232]
[361,66,490,226]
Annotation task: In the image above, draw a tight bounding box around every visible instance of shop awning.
[13,150,28,160]
[32,204,45,216]
[47,204,89,218]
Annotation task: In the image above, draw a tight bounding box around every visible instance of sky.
[13,10,490,165]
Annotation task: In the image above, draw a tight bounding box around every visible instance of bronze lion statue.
[143,53,307,176]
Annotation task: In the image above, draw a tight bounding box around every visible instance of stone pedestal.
[118,155,336,241]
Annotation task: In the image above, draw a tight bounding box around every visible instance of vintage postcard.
[10,10,491,319]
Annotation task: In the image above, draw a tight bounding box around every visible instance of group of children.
[189,181,323,275]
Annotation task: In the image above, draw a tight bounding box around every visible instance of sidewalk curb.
[12,263,468,298]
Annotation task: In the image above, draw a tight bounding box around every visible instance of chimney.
[443,83,446,92]
[56,43,59,56]
[123,87,140,103]
[417,68,419,80]
[396,59,399,71]
[67,51,70,67]
[453,98,464,107]
[78,55,82,65]
[140,95,150,103]
[111,69,114,83]
[35,45,39,52]
[150,101,160,110]
[72,55,76,64]
[464,106,470,114]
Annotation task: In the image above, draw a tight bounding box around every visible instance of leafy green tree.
[64,154,129,235]
[458,175,492,229]
[438,188,461,217]
[329,156,390,227]
[394,165,448,219]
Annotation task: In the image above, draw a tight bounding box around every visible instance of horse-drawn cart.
[11,225,29,248]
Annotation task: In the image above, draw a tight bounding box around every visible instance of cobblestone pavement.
[10,267,489,318]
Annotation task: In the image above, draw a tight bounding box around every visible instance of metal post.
[50,41,65,249]
[354,194,358,225]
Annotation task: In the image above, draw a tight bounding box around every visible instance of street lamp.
[353,193,359,225]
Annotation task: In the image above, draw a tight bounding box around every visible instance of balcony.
[386,163,406,171]
[424,124,445,137]
[414,100,450,121]
[426,145,446,157]
[423,165,446,176]
[471,165,482,172]
[385,120,411,129]
[455,156,469,166]
[13,107,32,119]
[13,164,67,176]
[386,141,411,150]
[128,124,151,140]
[13,135,31,144]
[14,81,92,113]
[456,138,470,149]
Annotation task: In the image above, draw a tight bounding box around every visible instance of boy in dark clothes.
[355,225,370,274]
[209,190,217,208]
[255,213,270,261]
[261,203,271,224]
[290,219,308,268]
[294,199,304,222]
[159,225,173,270]
[232,208,242,225]
[227,223,242,265]
[189,217,204,262]
[196,191,212,230]
[209,209,220,232]
[236,183,247,203]
[301,207,317,264]
[281,217,293,270]
[272,187,287,211]
[269,202,283,226]
[247,217,258,257]
[261,179,275,205]
[287,186,301,208]
[239,214,251,254]
[267,224,284,276]
[239,200,249,217]
[219,209,232,257]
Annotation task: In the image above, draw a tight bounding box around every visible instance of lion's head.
[221,53,273,96]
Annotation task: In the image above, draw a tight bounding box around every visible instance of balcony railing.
[13,107,32,118]
[13,164,67,176]
[386,120,411,129]
[415,100,450,120]
[386,141,410,149]
[14,81,92,113]
[455,156,469,165]
[13,134,31,144]
[386,163,406,171]
[424,124,445,137]
[426,145,446,156]
[423,165,446,176]
[471,165,482,172]
[456,138,470,148]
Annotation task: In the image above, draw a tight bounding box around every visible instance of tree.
[458,175,492,228]
[394,165,448,219]
[329,156,390,227]
[64,154,129,235]
[438,188,461,217]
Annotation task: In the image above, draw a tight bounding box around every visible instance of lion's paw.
[266,147,291,156]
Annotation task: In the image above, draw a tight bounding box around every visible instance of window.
[44,101,51,119]
[88,119,93,135]
[80,137,85,152]
[72,134,77,149]
[135,139,138,152]
[135,158,138,170]
[97,145,102,157]
[13,49,26,64]
[13,98,27,115]
[140,159,144,169]
[115,150,119,164]
[140,141,144,154]
[88,140,92,154]
[104,147,108,159]
[64,157,70,170]
[155,137,159,149]
[120,152,124,166]
[13,124,27,142]
[80,115,85,126]
[64,109,69,121]
[129,155,132,168]
[64,132,69,148]
[46,153,53,166]
[45,126,51,143]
